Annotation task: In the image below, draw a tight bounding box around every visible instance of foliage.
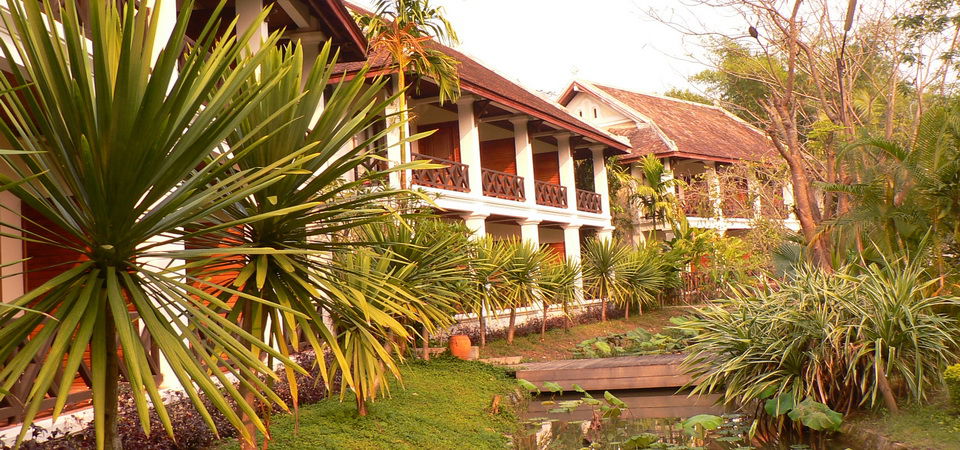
[680,260,960,428]
[582,238,634,321]
[326,219,473,414]
[572,320,695,359]
[946,364,960,410]
[219,357,520,450]
[0,2,322,447]
[663,88,714,105]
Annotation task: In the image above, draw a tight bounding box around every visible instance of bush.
[680,261,960,423]
[946,364,960,410]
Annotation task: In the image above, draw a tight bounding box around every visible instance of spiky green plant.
[468,237,513,347]
[622,246,667,317]
[539,257,580,337]
[0,2,315,447]
[680,259,960,425]
[581,237,635,321]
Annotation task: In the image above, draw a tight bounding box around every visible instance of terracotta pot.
[448,334,471,360]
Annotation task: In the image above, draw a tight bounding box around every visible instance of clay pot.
[448,334,471,360]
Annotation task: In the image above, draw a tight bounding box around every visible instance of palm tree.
[539,258,580,338]
[357,0,461,189]
[469,237,513,347]
[622,246,667,317]
[195,41,421,446]
[582,238,635,322]
[824,105,960,280]
[617,155,685,237]
[501,240,553,344]
[0,2,308,448]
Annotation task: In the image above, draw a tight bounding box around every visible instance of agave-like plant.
[0,2,312,447]
[622,246,667,318]
[680,259,960,424]
[581,237,635,321]
[356,218,475,359]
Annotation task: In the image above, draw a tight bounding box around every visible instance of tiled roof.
[570,82,777,163]
[335,7,629,153]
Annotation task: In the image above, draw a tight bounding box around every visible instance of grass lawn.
[478,306,693,361]
[220,357,520,450]
[846,392,960,449]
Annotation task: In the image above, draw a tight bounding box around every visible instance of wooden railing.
[576,189,602,213]
[534,181,567,208]
[410,152,469,192]
[0,313,162,427]
[482,168,525,201]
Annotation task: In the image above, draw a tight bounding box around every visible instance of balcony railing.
[534,181,567,208]
[482,168,525,201]
[411,152,469,192]
[576,189,602,213]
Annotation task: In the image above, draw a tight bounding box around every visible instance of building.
[557,80,800,240]
[333,32,630,261]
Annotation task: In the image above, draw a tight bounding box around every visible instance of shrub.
[946,364,960,410]
[680,261,960,423]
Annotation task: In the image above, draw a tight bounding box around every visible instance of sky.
[355,0,747,98]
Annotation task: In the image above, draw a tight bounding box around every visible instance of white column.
[562,223,584,304]
[148,0,177,65]
[519,219,540,245]
[511,117,536,207]
[458,96,483,198]
[597,226,615,241]
[236,0,269,51]
[557,133,577,210]
[462,213,488,239]
[0,193,23,302]
[704,161,722,220]
[590,145,611,216]
[661,157,676,196]
[783,182,797,221]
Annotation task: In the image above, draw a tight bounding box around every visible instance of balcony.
[534,181,567,208]
[576,189,602,213]
[482,168,525,201]
[411,152,469,192]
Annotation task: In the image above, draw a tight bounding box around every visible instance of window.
[593,108,598,118]
[578,110,583,117]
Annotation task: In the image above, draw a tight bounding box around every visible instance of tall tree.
[358,0,461,189]
[0,2,304,448]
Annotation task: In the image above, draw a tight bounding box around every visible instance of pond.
[514,388,855,449]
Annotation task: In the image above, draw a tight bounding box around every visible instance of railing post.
[458,95,482,198]
[511,117,536,208]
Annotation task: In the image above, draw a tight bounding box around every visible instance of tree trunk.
[875,356,899,413]
[103,311,122,450]
[396,71,409,189]
[422,329,430,361]
[478,308,486,347]
[540,306,548,340]
[624,302,630,320]
[506,308,517,344]
[600,298,608,322]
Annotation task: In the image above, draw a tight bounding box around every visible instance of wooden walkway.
[515,354,691,392]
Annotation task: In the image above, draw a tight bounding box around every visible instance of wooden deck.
[515,354,691,392]
[525,388,723,421]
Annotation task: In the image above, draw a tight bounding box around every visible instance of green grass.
[220,357,520,450]
[847,392,960,449]
[479,306,693,361]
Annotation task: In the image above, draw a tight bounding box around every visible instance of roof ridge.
[586,80,726,111]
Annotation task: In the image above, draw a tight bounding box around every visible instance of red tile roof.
[335,6,629,154]
[563,81,777,163]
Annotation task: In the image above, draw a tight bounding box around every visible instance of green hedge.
[946,363,960,410]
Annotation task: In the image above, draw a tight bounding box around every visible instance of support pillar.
[511,117,536,207]
[597,226,615,242]
[783,182,797,221]
[519,219,541,245]
[562,224,584,303]
[462,213,488,239]
[236,0,269,51]
[590,145,611,216]
[704,161,722,220]
[458,96,483,198]
[557,133,577,211]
